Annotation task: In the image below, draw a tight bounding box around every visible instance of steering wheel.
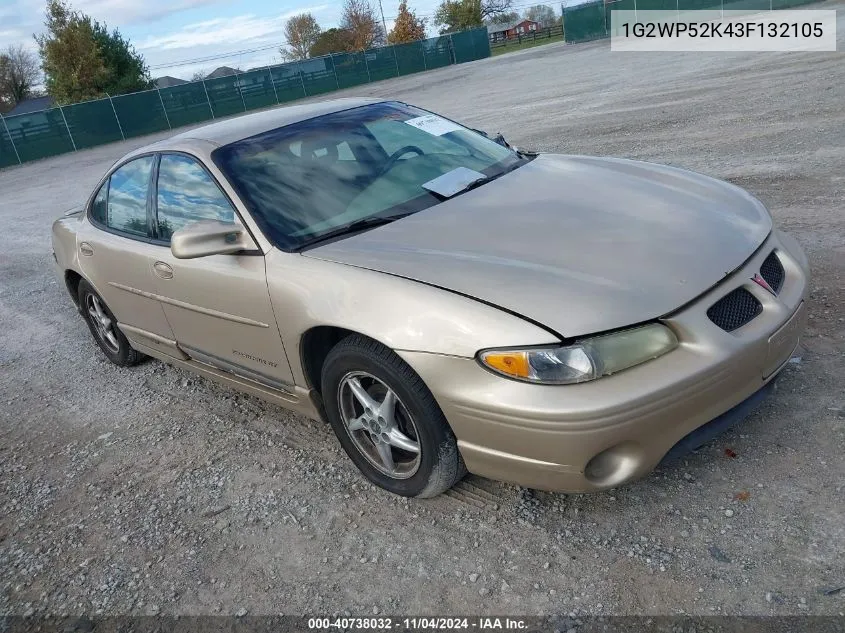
[378,145,424,176]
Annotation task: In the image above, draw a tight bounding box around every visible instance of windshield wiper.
[296,212,414,250]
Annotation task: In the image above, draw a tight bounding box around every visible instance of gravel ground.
[1,5,844,619]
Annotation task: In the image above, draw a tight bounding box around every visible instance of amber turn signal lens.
[479,351,531,379]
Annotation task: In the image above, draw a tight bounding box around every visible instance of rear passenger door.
[147,152,295,389]
[77,155,178,356]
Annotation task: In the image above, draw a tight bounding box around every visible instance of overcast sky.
[0,0,459,80]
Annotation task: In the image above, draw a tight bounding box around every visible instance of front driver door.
[148,152,295,390]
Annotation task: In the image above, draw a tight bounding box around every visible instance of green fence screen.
[63,98,124,149]
[0,121,18,168]
[563,1,607,42]
[422,36,454,69]
[394,41,427,75]
[111,89,170,138]
[2,108,75,163]
[0,27,491,169]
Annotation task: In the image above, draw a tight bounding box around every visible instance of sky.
[0,0,456,80]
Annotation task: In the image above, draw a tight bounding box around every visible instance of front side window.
[155,154,235,241]
[212,101,524,250]
[95,156,155,237]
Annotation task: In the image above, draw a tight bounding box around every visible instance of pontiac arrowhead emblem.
[751,273,776,296]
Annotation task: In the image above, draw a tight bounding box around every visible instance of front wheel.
[321,335,465,497]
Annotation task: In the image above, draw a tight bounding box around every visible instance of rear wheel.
[321,335,465,497]
[78,279,143,367]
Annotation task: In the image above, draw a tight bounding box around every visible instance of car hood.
[304,154,771,338]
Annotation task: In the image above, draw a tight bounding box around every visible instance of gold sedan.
[52,98,808,497]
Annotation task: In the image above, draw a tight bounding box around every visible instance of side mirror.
[472,127,511,149]
[491,133,512,149]
[170,220,257,259]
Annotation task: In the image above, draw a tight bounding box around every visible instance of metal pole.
[201,78,215,118]
[157,88,172,129]
[561,2,566,42]
[330,54,340,90]
[0,112,22,165]
[392,46,400,77]
[363,52,372,82]
[297,64,307,96]
[421,42,428,70]
[58,105,77,152]
[234,69,247,112]
[266,66,280,104]
[377,0,388,39]
[107,94,125,141]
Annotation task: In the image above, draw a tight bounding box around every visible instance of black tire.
[321,335,465,498]
[78,279,144,367]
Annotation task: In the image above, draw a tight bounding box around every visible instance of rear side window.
[91,182,109,225]
[155,154,235,242]
[93,156,155,237]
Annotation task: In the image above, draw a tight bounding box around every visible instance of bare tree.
[191,70,209,81]
[0,45,41,107]
[341,0,385,51]
[282,13,322,60]
[524,4,558,27]
[480,0,514,20]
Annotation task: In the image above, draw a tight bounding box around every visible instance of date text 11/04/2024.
[307,617,529,630]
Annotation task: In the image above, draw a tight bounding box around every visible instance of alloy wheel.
[86,294,120,353]
[337,371,421,479]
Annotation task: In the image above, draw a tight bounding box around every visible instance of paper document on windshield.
[404,115,463,137]
[422,167,487,198]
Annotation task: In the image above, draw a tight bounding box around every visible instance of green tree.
[524,4,558,27]
[435,0,480,33]
[282,13,322,60]
[435,0,514,33]
[91,21,152,95]
[36,0,151,105]
[388,1,427,44]
[309,28,354,56]
[36,0,109,103]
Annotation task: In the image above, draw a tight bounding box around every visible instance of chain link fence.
[0,28,490,169]
[562,0,821,43]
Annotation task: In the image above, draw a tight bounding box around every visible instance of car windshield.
[212,101,526,250]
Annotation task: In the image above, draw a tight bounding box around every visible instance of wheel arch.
[300,325,377,395]
[64,269,84,308]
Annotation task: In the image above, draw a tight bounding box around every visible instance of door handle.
[79,242,94,256]
[153,261,174,279]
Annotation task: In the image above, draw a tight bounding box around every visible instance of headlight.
[478,323,678,385]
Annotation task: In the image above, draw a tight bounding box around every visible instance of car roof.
[123,97,388,161]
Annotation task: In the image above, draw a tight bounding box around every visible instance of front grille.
[707,288,762,332]
[760,251,785,294]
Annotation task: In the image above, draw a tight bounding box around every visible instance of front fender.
[264,249,559,387]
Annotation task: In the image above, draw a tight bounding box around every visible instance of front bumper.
[399,230,809,492]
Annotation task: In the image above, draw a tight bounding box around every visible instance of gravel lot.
[1,6,844,619]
